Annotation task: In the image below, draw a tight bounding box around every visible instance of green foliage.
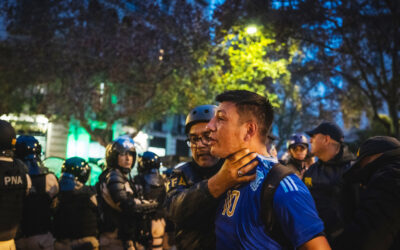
[0,0,212,145]
[270,0,400,138]
[199,25,295,109]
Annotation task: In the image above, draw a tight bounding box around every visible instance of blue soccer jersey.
[215,155,324,249]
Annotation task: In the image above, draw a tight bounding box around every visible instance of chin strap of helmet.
[116,165,132,175]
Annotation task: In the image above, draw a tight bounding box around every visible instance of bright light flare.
[246,26,257,35]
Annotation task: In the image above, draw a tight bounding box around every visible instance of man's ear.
[244,121,257,141]
[324,135,332,145]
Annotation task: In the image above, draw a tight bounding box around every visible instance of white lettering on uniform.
[4,176,22,185]
[4,176,11,185]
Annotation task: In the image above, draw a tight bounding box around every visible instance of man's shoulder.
[257,155,278,169]
[303,161,320,176]
[173,161,192,172]
[276,174,308,195]
[167,162,195,189]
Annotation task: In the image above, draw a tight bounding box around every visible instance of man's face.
[118,152,134,169]
[206,101,248,158]
[188,122,219,167]
[289,144,308,160]
[310,133,326,157]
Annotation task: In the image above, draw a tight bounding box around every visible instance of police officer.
[97,136,157,250]
[15,135,59,250]
[280,133,313,178]
[134,151,166,250]
[303,121,355,243]
[0,120,31,250]
[164,105,225,249]
[53,157,99,249]
[333,136,400,250]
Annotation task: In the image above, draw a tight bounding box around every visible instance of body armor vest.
[97,168,138,241]
[54,186,97,239]
[135,172,165,201]
[97,169,120,233]
[0,159,27,241]
[20,174,52,237]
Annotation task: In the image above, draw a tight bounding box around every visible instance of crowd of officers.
[1,98,400,250]
[0,120,166,250]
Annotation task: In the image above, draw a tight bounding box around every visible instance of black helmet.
[137,151,160,173]
[287,133,309,150]
[105,136,136,169]
[61,157,91,184]
[15,135,44,175]
[185,105,217,134]
[0,120,16,156]
[15,135,42,160]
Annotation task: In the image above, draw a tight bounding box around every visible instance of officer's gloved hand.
[134,199,158,214]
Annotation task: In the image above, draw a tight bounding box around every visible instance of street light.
[246,26,257,35]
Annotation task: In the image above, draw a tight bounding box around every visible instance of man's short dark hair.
[216,90,274,143]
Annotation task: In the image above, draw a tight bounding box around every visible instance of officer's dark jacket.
[134,171,166,219]
[332,147,400,250]
[97,167,138,241]
[53,185,98,240]
[0,159,27,241]
[20,173,55,237]
[164,160,222,250]
[303,146,355,241]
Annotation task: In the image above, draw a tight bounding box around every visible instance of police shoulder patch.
[304,177,312,187]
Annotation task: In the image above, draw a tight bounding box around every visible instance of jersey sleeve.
[273,174,324,247]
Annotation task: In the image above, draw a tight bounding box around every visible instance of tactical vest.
[0,159,27,241]
[97,168,138,241]
[97,169,120,233]
[54,186,98,239]
[20,174,52,237]
[135,173,165,202]
[303,160,353,239]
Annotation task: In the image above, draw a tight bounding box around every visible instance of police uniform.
[164,160,223,250]
[16,173,58,250]
[14,134,59,250]
[97,167,138,250]
[134,168,166,249]
[303,146,355,241]
[0,157,31,250]
[333,136,400,250]
[215,155,324,249]
[53,158,99,250]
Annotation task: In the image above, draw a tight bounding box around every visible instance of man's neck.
[319,145,340,162]
[248,141,270,157]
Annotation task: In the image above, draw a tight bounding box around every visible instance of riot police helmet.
[0,120,16,156]
[185,105,217,134]
[105,136,136,169]
[15,135,44,175]
[287,133,309,150]
[137,151,160,173]
[15,135,42,160]
[61,157,91,184]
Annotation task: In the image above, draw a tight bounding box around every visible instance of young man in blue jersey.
[206,90,330,249]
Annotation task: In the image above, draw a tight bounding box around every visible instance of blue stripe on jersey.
[215,155,324,249]
[284,178,294,191]
[287,176,299,191]
[280,181,289,193]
